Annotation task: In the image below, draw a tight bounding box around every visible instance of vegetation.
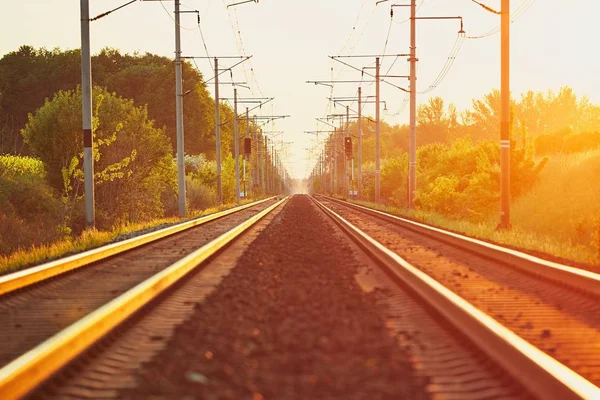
[0,155,63,255]
[315,89,600,265]
[21,85,178,231]
[0,46,276,263]
[1,44,598,267]
[0,197,263,276]
[510,149,600,263]
[353,199,599,266]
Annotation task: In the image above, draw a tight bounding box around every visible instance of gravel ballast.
[121,195,426,399]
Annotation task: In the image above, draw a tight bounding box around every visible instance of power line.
[197,17,212,71]
[380,15,394,69]
[467,0,535,39]
[158,0,197,30]
[469,0,500,15]
[418,32,465,94]
[90,0,137,21]
[393,0,424,25]
[339,1,367,55]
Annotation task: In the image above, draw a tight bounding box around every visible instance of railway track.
[0,196,287,398]
[312,195,600,399]
[0,194,599,399]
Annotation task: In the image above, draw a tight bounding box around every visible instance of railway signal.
[344,137,352,159]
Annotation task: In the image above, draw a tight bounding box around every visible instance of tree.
[0,47,225,157]
[418,97,449,144]
[0,46,80,153]
[468,89,502,139]
[21,86,176,230]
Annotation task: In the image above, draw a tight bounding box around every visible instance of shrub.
[0,156,63,255]
[186,175,217,211]
[21,86,176,230]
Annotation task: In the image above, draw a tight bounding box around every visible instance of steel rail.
[311,196,600,400]
[0,197,288,399]
[0,197,278,296]
[317,195,600,297]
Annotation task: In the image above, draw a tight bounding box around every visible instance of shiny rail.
[311,196,600,400]
[0,197,277,296]
[316,195,600,297]
[0,197,288,399]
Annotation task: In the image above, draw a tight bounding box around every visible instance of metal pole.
[80,0,95,228]
[351,158,354,196]
[330,142,334,194]
[260,136,267,193]
[500,0,511,228]
[346,105,350,197]
[358,86,362,200]
[280,157,284,193]
[375,57,381,202]
[334,130,338,195]
[234,88,240,202]
[322,147,326,192]
[408,0,417,208]
[174,0,186,217]
[244,106,249,199]
[253,116,258,192]
[271,143,275,191]
[243,160,246,199]
[214,58,222,204]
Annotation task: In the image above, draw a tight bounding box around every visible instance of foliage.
[535,129,600,155]
[21,86,176,230]
[221,154,236,204]
[0,155,64,255]
[186,152,242,205]
[380,154,408,208]
[186,175,217,211]
[413,135,546,222]
[0,46,80,153]
[0,154,45,177]
[0,46,241,158]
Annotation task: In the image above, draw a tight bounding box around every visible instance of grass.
[352,199,598,266]
[349,150,600,266]
[0,197,265,276]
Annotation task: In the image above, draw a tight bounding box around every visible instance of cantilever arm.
[227,0,258,8]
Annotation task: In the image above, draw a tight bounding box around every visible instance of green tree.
[0,46,80,153]
[21,86,176,230]
[0,155,64,254]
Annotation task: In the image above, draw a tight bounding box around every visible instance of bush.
[21,86,176,230]
[186,175,217,210]
[0,155,64,255]
[380,135,547,222]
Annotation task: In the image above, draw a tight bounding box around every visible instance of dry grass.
[353,199,598,266]
[510,150,600,254]
[0,197,263,276]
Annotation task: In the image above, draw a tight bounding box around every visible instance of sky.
[1,0,599,179]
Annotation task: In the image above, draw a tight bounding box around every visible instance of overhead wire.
[469,0,500,15]
[418,32,465,94]
[158,0,198,30]
[466,0,535,39]
[319,1,380,173]
[412,0,535,94]
[339,1,367,56]
[233,8,265,97]
[222,2,286,172]
[393,0,425,25]
[380,16,394,70]
[197,16,213,71]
